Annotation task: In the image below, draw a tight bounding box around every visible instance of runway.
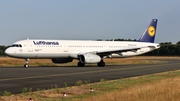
[0,59,180,95]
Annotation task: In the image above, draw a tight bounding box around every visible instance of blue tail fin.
[138,19,158,43]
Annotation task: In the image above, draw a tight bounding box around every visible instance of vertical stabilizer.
[138,19,158,43]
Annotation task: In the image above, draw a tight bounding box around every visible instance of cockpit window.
[9,44,22,47]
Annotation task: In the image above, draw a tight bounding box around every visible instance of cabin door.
[28,42,33,52]
[64,44,68,52]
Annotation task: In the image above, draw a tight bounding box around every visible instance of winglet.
[138,19,158,43]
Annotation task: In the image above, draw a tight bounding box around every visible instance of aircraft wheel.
[97,61,105,67]
[24,64,29,68]
[78,62,85,67]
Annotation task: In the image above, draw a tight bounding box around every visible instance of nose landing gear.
[24,59,29,68]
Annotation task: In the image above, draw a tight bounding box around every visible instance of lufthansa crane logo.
[148,26,155,37]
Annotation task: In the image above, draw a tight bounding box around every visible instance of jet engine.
[51,58,73,63]
[79,53,101,63]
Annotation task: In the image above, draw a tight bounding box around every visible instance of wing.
[69,46,147,59]
[96,47,142,57]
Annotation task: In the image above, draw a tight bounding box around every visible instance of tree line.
[144,41,180,56]
[0,40,180,56]
[0,45,6,56]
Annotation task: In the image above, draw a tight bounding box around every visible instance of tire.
[97,62,105,67]
[24,64,29,68]
[78,62,85,67]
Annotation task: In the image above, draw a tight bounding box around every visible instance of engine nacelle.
[79,53,101,63]
[51,58,73,63]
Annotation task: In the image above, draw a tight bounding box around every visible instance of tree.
[0,45,7,56]
[176,41,180,44]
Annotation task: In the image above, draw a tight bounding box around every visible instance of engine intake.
[79,53,101,63]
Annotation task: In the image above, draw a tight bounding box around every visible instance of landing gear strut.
[24,58,29,68]
[97,60,105,67]
[77,62,85,67]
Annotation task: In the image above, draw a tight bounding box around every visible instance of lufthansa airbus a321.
[5,19,160,67]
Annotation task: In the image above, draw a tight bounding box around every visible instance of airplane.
[5,19,160,67]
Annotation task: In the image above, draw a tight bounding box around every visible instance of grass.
[80,74,180,101]
[82,79,180,101]
[1,70,180,101]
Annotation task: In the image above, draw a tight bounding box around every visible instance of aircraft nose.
[5,48,13,56]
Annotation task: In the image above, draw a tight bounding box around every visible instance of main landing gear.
[77,60,105,67]
[97,60,105,67]
[77,62,85,67]
[24,58,29,68]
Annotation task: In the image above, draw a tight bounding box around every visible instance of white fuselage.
[5,39,160,59]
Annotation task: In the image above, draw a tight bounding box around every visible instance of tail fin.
[138,19,158,43]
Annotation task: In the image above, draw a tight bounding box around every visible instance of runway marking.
[0,63,180,82]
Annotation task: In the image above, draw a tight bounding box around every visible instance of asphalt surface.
[0,59,180,95]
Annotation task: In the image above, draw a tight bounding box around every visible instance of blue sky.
[0,0,180,45]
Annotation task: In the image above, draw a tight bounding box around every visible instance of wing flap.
[96,47,143,57]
